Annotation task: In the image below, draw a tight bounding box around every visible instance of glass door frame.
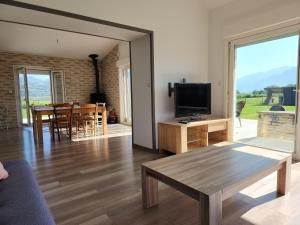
[226,24,300,160]
[14,66,53,126]
[118,64,132,125]
[16,67,30,125]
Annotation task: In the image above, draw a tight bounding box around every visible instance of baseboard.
[132,144,158,153]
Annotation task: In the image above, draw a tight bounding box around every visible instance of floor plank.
[0,127,300,225]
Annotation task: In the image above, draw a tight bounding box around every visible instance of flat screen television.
[174,83,211,117]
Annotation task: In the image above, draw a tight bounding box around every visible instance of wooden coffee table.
[141,143,291,225]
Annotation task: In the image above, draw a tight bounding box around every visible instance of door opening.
[232,34,299,153]
[16,67,64,126]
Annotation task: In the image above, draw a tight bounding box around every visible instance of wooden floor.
[0,128,300,225]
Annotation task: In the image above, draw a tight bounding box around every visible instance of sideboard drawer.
[208,122,227,133]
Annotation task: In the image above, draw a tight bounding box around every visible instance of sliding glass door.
[17,68,29,125]
[16,68,52,125]
[231,33,299,153]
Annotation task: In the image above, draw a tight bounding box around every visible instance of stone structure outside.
[257,111,295,141]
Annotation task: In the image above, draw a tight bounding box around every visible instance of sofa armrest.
[0,160,56,225]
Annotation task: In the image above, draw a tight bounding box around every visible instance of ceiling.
[0,3,147,41]
[0,21,121,60]
[203,0,238,10]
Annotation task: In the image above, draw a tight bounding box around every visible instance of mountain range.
[20,75,51,98]
[236,66,297,93]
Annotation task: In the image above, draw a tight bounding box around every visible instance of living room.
[0,0,300,225]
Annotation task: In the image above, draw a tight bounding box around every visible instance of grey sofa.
[0,160,56,225]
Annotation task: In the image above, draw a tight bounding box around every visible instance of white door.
[51,70,65,104]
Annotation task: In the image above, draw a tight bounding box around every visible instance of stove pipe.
[89,54,100,94]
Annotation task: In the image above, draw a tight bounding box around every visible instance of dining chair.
[75,104,98,137]
[51,103,73,141]
[236,100,246,127]
[96,102,106,127]
[31,104,52,135]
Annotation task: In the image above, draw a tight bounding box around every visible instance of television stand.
[178,116,207,123]
[158,118,231,154]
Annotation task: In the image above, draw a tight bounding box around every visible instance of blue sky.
[235,35,299,78]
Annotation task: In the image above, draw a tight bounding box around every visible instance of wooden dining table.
[31,105,108,144]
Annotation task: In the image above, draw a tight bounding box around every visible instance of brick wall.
[101,45,120,117]
[0,52,97,128]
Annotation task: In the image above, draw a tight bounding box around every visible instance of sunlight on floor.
[72,123,132,142]
[234,119,294,153]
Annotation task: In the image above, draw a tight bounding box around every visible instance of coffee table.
[141,143,291,225]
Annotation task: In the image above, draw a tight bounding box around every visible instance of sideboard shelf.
[158,118,231,154]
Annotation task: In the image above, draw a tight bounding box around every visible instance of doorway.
[0,2,156,150]
[16,67,65,126]
[230,33,299,153]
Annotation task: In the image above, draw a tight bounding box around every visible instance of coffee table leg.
[141,166,158,208]
[277,157,291,195]
[199,191,222,225]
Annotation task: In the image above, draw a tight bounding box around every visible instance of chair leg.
[69,123,72,141]
[76,122,79,139]
[57,126,61,141]
[93,121,96,136]
[238,117,242,127]
[84,122,87,137]
[51,123,55,141]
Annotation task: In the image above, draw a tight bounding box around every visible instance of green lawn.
[21,98,51,122]
[237,97,296,120]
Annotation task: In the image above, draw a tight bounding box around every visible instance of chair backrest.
[80,104,97,118]
[73,101,80,107]
[236,101,246,117]
[53,103,73,123]
[269,103,285,111]
[96,102,106,107]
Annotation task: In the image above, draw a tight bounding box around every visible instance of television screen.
[174,83,211,117]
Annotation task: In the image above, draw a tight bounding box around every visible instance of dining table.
[31,105,108,144]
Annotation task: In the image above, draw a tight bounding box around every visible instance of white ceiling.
[0,4,147,41]
[203,0,238,10]
[0,21,121,60]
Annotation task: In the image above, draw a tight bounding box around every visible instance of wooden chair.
[51,103,73,141]
[96,102,106,127]
[75,104,98,137]
[236,101,246,127]
[31,104,52,135]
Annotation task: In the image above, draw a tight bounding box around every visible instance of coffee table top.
[143,142,291,198]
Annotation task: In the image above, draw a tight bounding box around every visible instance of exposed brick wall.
[101,45,120,117]
[0,52,97,128]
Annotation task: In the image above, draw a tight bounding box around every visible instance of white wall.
[208,0,300,116]
[18,0,209,130]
